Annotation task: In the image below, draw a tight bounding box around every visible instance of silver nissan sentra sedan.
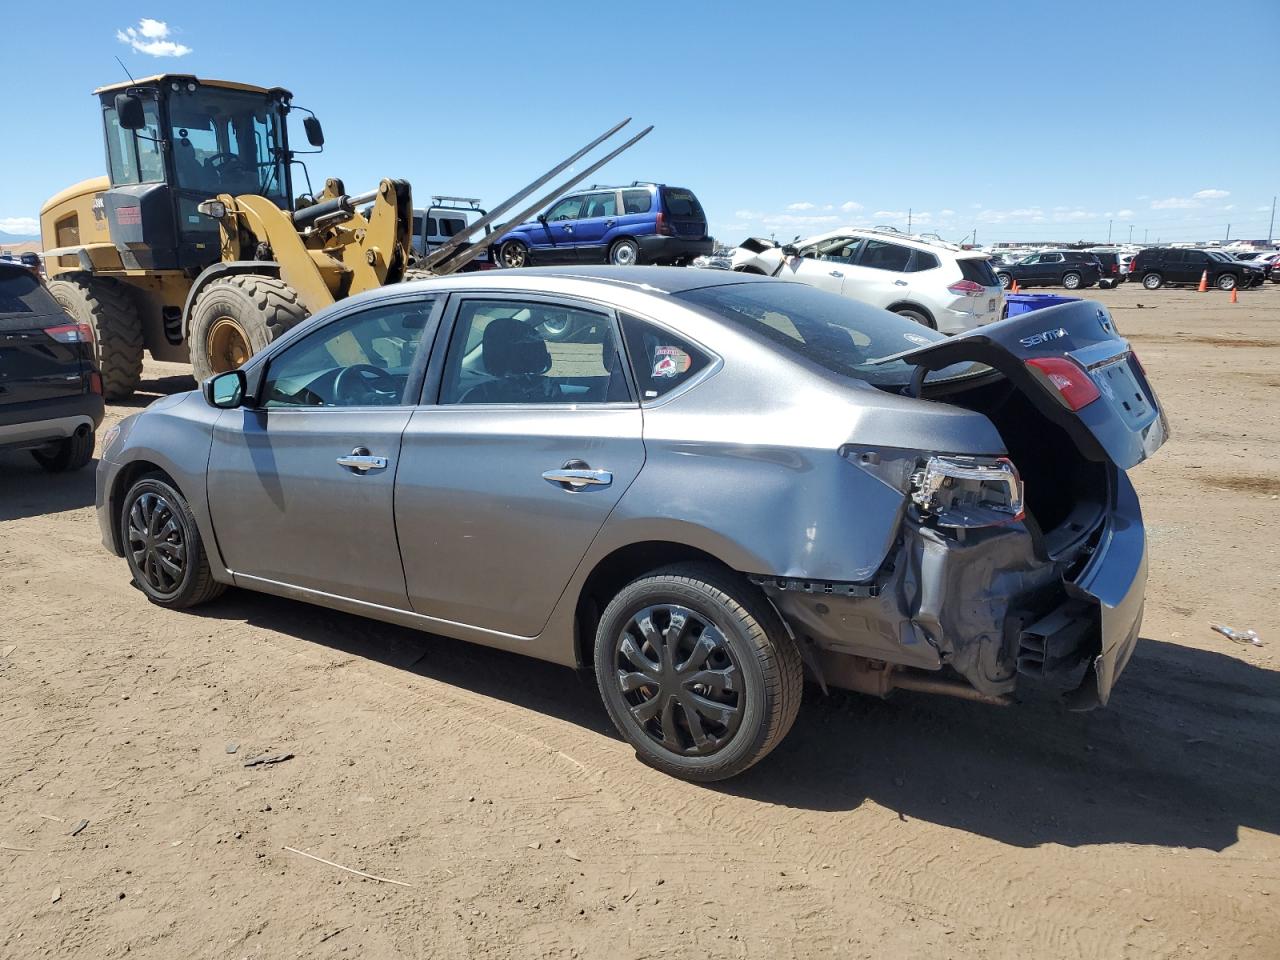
[96,266,1167,781]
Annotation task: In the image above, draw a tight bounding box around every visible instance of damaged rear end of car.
[756,299,1168,710]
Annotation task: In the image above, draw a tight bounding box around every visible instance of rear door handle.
[894,279,908,286]
[337,447,388,473]
[542,468,612,489]
[829,270,843,278]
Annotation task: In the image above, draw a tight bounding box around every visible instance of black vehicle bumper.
[636,236,713,263]
[0,392,104,453]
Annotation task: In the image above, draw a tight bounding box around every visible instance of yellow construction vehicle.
[40,73,649,399]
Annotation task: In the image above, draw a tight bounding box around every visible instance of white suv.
[730,228,1004,334]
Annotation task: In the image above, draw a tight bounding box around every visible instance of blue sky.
[2,1,1277,245]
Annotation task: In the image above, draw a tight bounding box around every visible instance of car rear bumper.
[636,236,714,263]
[0,393,103,452]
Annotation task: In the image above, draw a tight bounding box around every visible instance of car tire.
[594,562,803,782]
[119,475,226,609]
[892,306,936,329]
[30,427,95,473]
[189,275,307,383]
[47,277,143,401]
[536,311,580,342]
[1217,273,1237,291]
[1142,272,1163,290]
[608,238,641,267]
[1062,272,1082,290]
[997,272,1012,289]
[498,240,529,269]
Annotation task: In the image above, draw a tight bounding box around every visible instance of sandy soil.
[1,280,1278,959]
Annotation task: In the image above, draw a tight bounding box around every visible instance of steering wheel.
[333,364,399,405]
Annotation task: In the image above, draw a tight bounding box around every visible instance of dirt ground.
[2,279,1278,959]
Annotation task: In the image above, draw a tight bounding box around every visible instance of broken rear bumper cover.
[757,470,1147,709]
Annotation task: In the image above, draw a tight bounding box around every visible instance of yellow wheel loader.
[40,73,650,399]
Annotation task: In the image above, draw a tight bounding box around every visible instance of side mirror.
[537,213,548,224]
[202,369,246,409]
[115,93,146,131]
[303,116,325,147]
[780,244,800,257]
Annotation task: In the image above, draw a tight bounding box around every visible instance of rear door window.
[582,192,618,219]
[857,240,912,272]
[620,315,710,401]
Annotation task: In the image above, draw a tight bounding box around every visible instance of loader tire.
[47,277,143,401]
[188,276,308,383]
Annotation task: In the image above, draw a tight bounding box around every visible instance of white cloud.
[760,213,839,227]
[1258,205,1273,212]
[1223,204,1236,212]
[786,202,816,211]
[1116,209,1134,218]
[1150,196,1199,210]
[839,201,863,212]
[939,209,955,217]
[117,18,192,57]
[733,209,765,220]
[1193,188,1229,200]
[0,216,39,235]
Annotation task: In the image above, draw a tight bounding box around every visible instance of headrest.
[482,317,551,378]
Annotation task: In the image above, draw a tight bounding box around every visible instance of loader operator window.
[166,86,289,237]
[104,101,165,186]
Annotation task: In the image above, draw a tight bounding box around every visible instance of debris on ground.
[282,845,412,887]
[51,886,61,904]
[243,752,293,768]
[70,819,89,837]
[1211,624,1263,647]
[225,742,239,755]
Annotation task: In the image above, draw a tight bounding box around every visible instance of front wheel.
[1142,272,1163,290]
[188,276,307,383]
[1217,273,1237,291]
[499,240,528,269]
[120,476,226,609]
[608,238,640,266]
[594,563,803,782]
[1062,272,1082,290]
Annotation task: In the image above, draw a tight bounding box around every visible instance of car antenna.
[115,56,136,83]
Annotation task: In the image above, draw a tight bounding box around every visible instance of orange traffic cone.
[1011,278,1020,293]
[1197,270,1209,293]
[1230,286,1239,304]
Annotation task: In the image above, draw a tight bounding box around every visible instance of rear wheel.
[31,428,95,473]
[188,276,307,383]
[1141,272,1163,290]
[1217,273,1237,291]
[499,240,528,268]
[1062,271,1082,290]
[997,272,1012,289]
[594,563,803,782]
[120,475,226,609]
[47,277,143,401]
[892,306,936,329]
[608,238,640,266]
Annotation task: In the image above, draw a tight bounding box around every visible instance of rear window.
[675,281,980,388]
[0,270,59,317]
[958,258,998,286]
[660,187,704,219]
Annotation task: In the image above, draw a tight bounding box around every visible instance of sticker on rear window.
[652,345,691,379]
[904,333,931,346]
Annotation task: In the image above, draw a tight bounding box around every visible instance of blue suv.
[492,182,712,268]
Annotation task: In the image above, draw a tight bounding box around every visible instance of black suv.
[993,251,1102,290]
[1130,248,1265,291]
[0,261,103,471]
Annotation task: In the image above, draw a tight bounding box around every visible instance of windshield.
[166,85,289,235]
[675,281,983,387]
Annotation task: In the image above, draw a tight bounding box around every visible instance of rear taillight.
[89,371,103,395]
[655,211,673,236]
[1025,356,1100,411]
[947,279,985,296]
[910,455,1025,528]
[45,322,95,344]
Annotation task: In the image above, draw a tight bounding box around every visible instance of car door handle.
[542,468,612,489]
[337,447,388,473]
[604,219,615,226]
[894,279,908,286]
[829,270,843,278]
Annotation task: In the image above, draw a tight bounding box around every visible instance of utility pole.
[1144,229,1148,244]
[907,208,912,233]
[1269,195,1276,245]
[1128,224,1134,244]
[1107,219,1112,243]
[1225,223,1231,244]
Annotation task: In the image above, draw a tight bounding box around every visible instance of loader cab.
[98,75,297,272]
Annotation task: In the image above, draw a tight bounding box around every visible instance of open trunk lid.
[882,299,1168,470]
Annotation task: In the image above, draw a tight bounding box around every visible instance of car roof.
[792,226,981,257]
[394,265,763,298]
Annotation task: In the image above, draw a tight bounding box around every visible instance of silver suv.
[730,228,1004,334]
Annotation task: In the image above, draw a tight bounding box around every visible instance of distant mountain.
[0,230,39,243]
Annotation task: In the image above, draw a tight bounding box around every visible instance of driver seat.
[459,317,555,404]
